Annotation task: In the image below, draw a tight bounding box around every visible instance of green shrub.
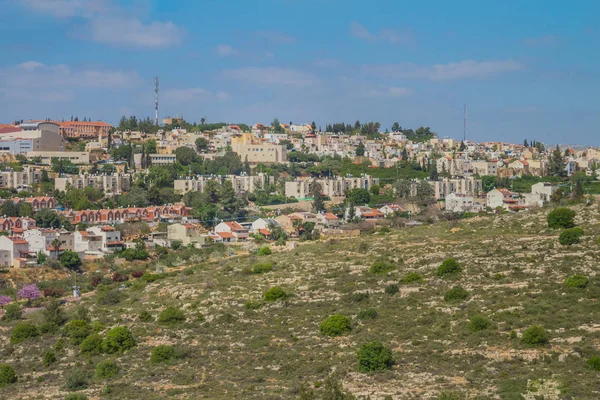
[80,333,103,355]
[257,246,272,256]
[547,207,576,229]
[263,286,287,301]
[252,262,273,274]
[349,292,369,302]
[101,327,136,354]
[586,356,600,371]
[521,325,549,346]
[468,314,491,332]
[138,310,153,322]
[65,369,89,391]
[95,360,118,380]
[402,272,424,284]
[65,394,88,400]
[357,341,394,372]
[2,303,22,321]
[320,314,352,337]
[65,320,91,344]
[437,258,461,276]
[97,290,120,305]
[91,321,105,333]
[444,286,469,302]
[42,349,57,367]
[151,345,176,364]
[369,261,395,274]
[157,307,186,325]
[357,308,378,320]
[559,227,584,245]
[10,322,39,344]
[0,364,17,387]
[243,300,261,310]
[437,392,461,400]
[384,284,399,296]
[564,274,589,288]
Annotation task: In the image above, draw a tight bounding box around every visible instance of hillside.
[1,204,600,399]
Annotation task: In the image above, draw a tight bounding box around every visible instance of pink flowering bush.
[18,285,41,305]
[0,295,11,309]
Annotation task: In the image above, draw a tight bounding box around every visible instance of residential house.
[214,221,249,242]
[167,223,206,247]
[445,193,483,213]
[0,236,30,267]
[316,212,340,228]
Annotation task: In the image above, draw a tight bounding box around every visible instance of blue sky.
[0,0,598,144]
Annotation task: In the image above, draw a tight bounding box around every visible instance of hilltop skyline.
[0,0,599,144]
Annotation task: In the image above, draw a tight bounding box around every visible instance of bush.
[0,364,17,387]
[349,292,369,303]
[444,286,469,302]
[42,349,57,367]
[10,322,39,344]
[521,325,549,346]
[257,246,272,256]
[437,258,461,276]
[43,298,66,327]
[586,356,600,371]
[131,270,144,278]
[139,310,153,322]
[158,307,186,325]
[65,320,91,344]
[559,227,584,245]
[468,314,491,332]
[171,240,183,250]
[91,321,105,333]
[95,360,118,380]
[43,287,65,298]
[357,341,394,372]
[369,261,395,274]
[320,314,352,337]
[80,333,103,355]
[384,284,399,295]
[252,262,273,274]
[65,369,89,391]
[2,303,22,321]
[65,395,88,400]
[151,345,176,364]
[402,272,424,284]
[547,207,576,229]
[98,290,120,305]
[263,286,287,301]
[564,274,589,288]
[243,301,261,310]
[101,327,136,354]
[111,272,128,282]
[357,308,378,320]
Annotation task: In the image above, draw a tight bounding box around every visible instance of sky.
[0,0,599,145]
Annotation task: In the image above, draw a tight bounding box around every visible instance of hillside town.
[0,117,591,267]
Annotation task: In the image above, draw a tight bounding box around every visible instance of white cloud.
[521,35,560,47]
[20,0,87,18]
[365,59,524,80]
[366,86,414,97]
[20,0,183,48]
[0,61,139,102]
[216,45,237,56]
[221,67,318,86]
[90,17,183,48]
[350,22,414,45]
[164,87,229,103]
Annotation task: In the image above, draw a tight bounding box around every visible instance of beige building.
[0,166,43,190]
[167,223,206,247]
[0,122,65,154]
[430,177,482,199]
[285,175,380,199]
[27,151,90,165]
[174,173,271,195]
[231,133,287,164]
[55,173,132,194]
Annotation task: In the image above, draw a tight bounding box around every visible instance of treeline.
[323,121,436,142]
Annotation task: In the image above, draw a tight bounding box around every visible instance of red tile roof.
[217,232,234,239]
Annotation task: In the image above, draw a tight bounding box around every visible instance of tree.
[195,137,209,153]
[459,141,466,151]
[0,295,11,310]
[18,284,41,305]
[547,208,576,229]
[310,181,325,212]
[101,326,136,353]
[0,201,19,217]
[394,179,412,198]
[355,142,366,156]
[357,341,394,372]
[311,121,317,133]
[416,181,434,201]
[523,139,529,148]
[272,118,284,133]
[391,122,400,132]
[175,147,198,166]
[347,188,370,205]
[60,250,82,272]
[0,364,17,387]
[548,145,566,177]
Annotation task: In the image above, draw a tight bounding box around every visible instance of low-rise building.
[27,151,90,164]
[0,236,30,267]
[167,223,206,247]
[445,193,483,213]
[55,173,132,194]
[214,221,249,242]
[285,175,380,198]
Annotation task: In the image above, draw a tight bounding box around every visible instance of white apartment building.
[174,173,272,195]
[430,177,483,199]
[285,175,380,199]
[55,173,132,194]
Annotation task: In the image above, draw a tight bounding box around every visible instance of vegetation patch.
[437,258,462,277]
[320,314,352,337]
